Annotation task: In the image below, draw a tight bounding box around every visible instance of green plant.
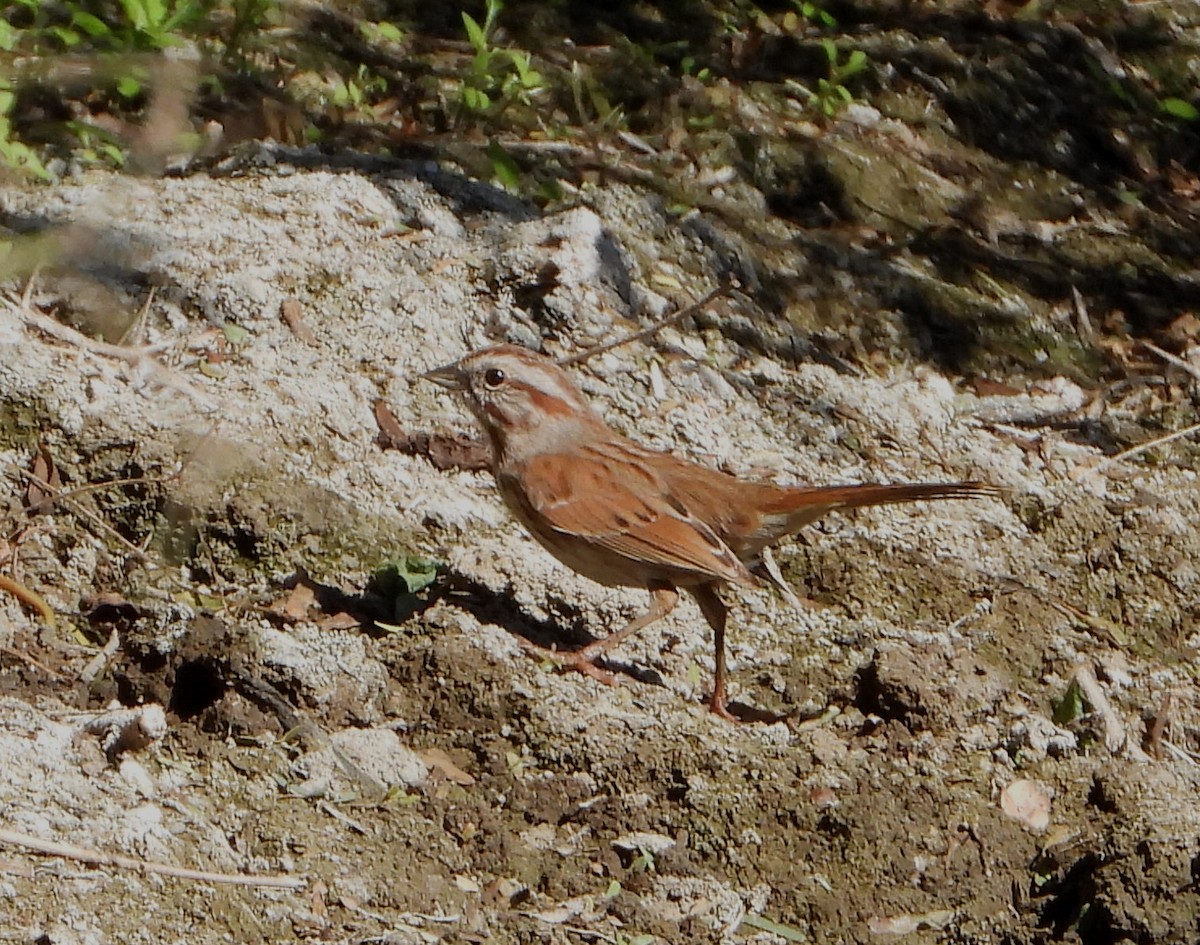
[0,0,226,174]
[789,39,868,116]
[740,913,807,942]
[460,0,545,115]
[63,120,126,167]
[61,0,207,52]
[222,0,280,63]
[1052,678,1086,725]
[679,55,711,81]
[568,61,624,133]
[790,0,837,28]
[329,64,387,114]
[816,39,867,114]
[359,19,404,45]
[0,80,51,180]
[630,845,657,873]
[1158,96,1198,121]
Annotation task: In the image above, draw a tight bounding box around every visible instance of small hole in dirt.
[816,813,850,839]
[229,526,261,561]
[170,659,227,718]
[1085,775,1119,813]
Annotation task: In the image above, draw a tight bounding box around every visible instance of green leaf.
[99,142,126,165]
[487,140,521,191]
[0,20,17,52]
[119,0,150,31]
[1114,186,1142,207]
[71,10,112,37]
[820,38,837,64]
[1052,678,1087,725]
[843,49,868,76]
[117,75,142,98]
[537,178,564,203]
[221,322,250,346]
[386,555,440,595]
[740,914,807,942]
[1159,97,1198,121]
[482,0,504,34]
[463,87,490,111]
[49,26,83,47]
[361,20,404,43]
[462,12,487,52]
[162,0,203,33]
[511,52,542,88]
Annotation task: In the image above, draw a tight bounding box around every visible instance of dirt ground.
[2,14,1200,940]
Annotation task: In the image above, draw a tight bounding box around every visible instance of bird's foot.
[707,685,739,722]
[517,638,618,686]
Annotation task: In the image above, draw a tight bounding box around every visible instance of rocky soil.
[1,3,1199,943]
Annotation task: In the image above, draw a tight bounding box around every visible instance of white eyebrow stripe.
[490,355,586,407]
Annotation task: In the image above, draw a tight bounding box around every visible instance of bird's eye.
[482,368,506,389]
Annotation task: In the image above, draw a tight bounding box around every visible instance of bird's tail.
[745,480,999,555]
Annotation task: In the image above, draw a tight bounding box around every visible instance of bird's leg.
[689,583,736,720]
[521,584,679,685]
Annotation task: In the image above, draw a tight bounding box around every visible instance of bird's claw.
[517,638,619,686]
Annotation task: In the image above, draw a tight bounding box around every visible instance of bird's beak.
[420,362,467,391]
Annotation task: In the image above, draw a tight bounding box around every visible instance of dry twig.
[0,828,305,889]
[8,464,151,562]
[556,279,738,367]
[1142,340,1200,384]
[1104,420,1200,467]
[0,573,57,629]
[4,280,215,409]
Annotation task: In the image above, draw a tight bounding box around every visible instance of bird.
[422,343,995,719]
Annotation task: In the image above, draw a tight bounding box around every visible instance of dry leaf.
[270,583,316,621]
[280,298,318,346]
[26,444,60,514]
[317,612,361,631]
[421,747,476,786]
[373,400,491,471]
[867,909,956,935]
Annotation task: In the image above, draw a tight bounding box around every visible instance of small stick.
[0,827,305,889]
[556,278,738,367]
[4,462,175,505]
[8,465,151,562]
[1103,420,1200,466]
[1142,340,1200,384]
[79,627,121,683]
[116,286,157,347]
[4,286,215,409]
[0,643,65,680]
[1145,692,1171,761]
[1073,661,1147,759]
[0,573,56,629]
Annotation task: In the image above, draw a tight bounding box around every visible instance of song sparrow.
[423,344,994,719]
